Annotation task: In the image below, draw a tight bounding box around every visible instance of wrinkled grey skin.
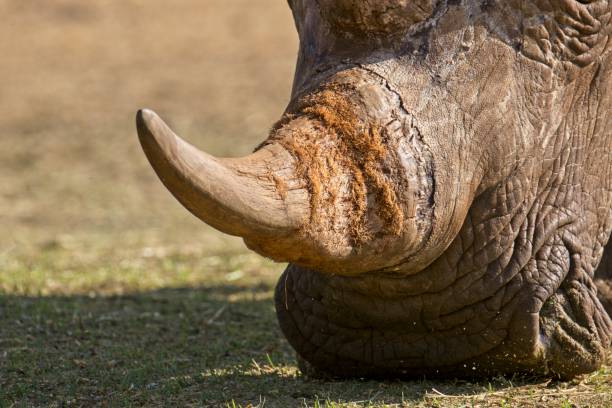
[274,0,612,379]
[138,0,612,380]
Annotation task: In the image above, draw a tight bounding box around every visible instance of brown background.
[0,0,298,255]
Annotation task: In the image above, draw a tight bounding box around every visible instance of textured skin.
[138,0,612,380]
[272,0,612,379]
[596,240,612,312]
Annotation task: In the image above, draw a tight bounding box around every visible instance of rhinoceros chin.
[137,0,612,379]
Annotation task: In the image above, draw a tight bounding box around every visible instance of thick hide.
[138,0,612,379]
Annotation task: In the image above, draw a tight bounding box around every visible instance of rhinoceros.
[136,0,612,379]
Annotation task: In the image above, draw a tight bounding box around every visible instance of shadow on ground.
[0,284,534,407]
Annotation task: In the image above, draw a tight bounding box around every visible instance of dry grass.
[0,1,610,407]
[0,0,296,253]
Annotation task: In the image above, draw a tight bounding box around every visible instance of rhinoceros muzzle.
[137,0,612,379]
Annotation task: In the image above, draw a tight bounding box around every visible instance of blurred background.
[0,0,297,260]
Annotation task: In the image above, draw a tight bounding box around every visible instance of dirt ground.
[0,0,296,255]
[1,1,610,407]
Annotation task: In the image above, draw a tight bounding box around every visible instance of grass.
[1,244,610,407]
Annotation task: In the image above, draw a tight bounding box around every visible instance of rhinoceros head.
[138,0,612,379]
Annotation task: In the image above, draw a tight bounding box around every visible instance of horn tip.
[136,108,159,137]
[136,108,177,156]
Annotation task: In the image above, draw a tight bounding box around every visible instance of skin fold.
[137,0,612,378]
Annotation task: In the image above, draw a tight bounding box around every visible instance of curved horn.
[136,109,306,239]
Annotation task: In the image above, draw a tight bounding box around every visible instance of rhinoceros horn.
[136,109,307,241]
